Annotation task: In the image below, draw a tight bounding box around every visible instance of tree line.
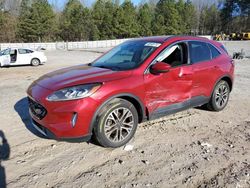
[0,0,249,43]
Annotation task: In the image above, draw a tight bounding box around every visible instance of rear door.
[189,41,219,98]
[17,49,33,65]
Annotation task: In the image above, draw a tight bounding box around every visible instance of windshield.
[92,41,161,71]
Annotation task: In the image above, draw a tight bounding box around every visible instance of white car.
[0,48,47,67]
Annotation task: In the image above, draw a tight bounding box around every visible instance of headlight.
[46,83,101,101]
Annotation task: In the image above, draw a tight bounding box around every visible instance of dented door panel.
[144,65,193,114]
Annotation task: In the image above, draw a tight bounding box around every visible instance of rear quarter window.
[27,49,34,53]
[208,44,221,59]
[220,45,228,54]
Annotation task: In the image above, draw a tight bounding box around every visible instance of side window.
[156,42,188,67]
[189,41,211,64]
[208,44,221,59]
[18,49,33,54]
[18,49,27,54]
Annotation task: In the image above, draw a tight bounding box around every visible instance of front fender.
[88,93,146,134]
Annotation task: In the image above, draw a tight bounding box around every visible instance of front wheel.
[93,98,138,148]
[207,80,230,111]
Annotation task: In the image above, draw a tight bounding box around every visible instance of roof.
[133,36,171,43]
[133,35,211,43]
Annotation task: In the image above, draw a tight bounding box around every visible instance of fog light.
[71,112,78,128]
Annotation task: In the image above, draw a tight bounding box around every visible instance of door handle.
[179,73,192,77]
[178,68,192,77]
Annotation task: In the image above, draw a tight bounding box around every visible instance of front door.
[0,49,11,66]
[144,42,193,118]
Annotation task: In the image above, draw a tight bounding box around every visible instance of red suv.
[27,36,234,147]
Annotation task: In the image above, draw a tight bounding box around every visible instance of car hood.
[34,65,132,90]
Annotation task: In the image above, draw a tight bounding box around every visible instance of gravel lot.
[0,50,249,188]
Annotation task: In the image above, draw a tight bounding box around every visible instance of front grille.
[28,97,47,120]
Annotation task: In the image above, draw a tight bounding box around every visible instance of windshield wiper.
[93,65,121,71]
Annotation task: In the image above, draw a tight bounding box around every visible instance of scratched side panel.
[143,66,193,114]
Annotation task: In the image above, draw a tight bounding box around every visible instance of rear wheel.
[31,58,40,66]
[207,80,230,111]
[93,98,138,148]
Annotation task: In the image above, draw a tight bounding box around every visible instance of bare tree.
[0,0,5,10]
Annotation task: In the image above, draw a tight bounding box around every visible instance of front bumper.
[31,118,56,138]
[27,83,99,139]
[31,118,91,141]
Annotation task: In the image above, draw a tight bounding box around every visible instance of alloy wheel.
[215,83,229,108]
[104,107,134,142]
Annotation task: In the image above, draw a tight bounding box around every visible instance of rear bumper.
[40,56,47,64]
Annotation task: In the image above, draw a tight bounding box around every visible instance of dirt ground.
[0,50,249,188]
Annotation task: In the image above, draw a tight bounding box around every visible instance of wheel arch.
[89,93,146,134]
[31,57,41,65]
[210,74,233,97]
[220,76,233,92]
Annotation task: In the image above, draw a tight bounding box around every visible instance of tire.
[207,80,230,111]
[93,98,138,148]
[31,58,40,66]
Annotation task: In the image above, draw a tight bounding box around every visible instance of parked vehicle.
[0,48,47,67]
[243,32,250,40]
[229,33,237,40]
[27,36,234,148]
[229,32,250,40]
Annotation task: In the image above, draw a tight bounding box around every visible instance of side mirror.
[150,62,171,74]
